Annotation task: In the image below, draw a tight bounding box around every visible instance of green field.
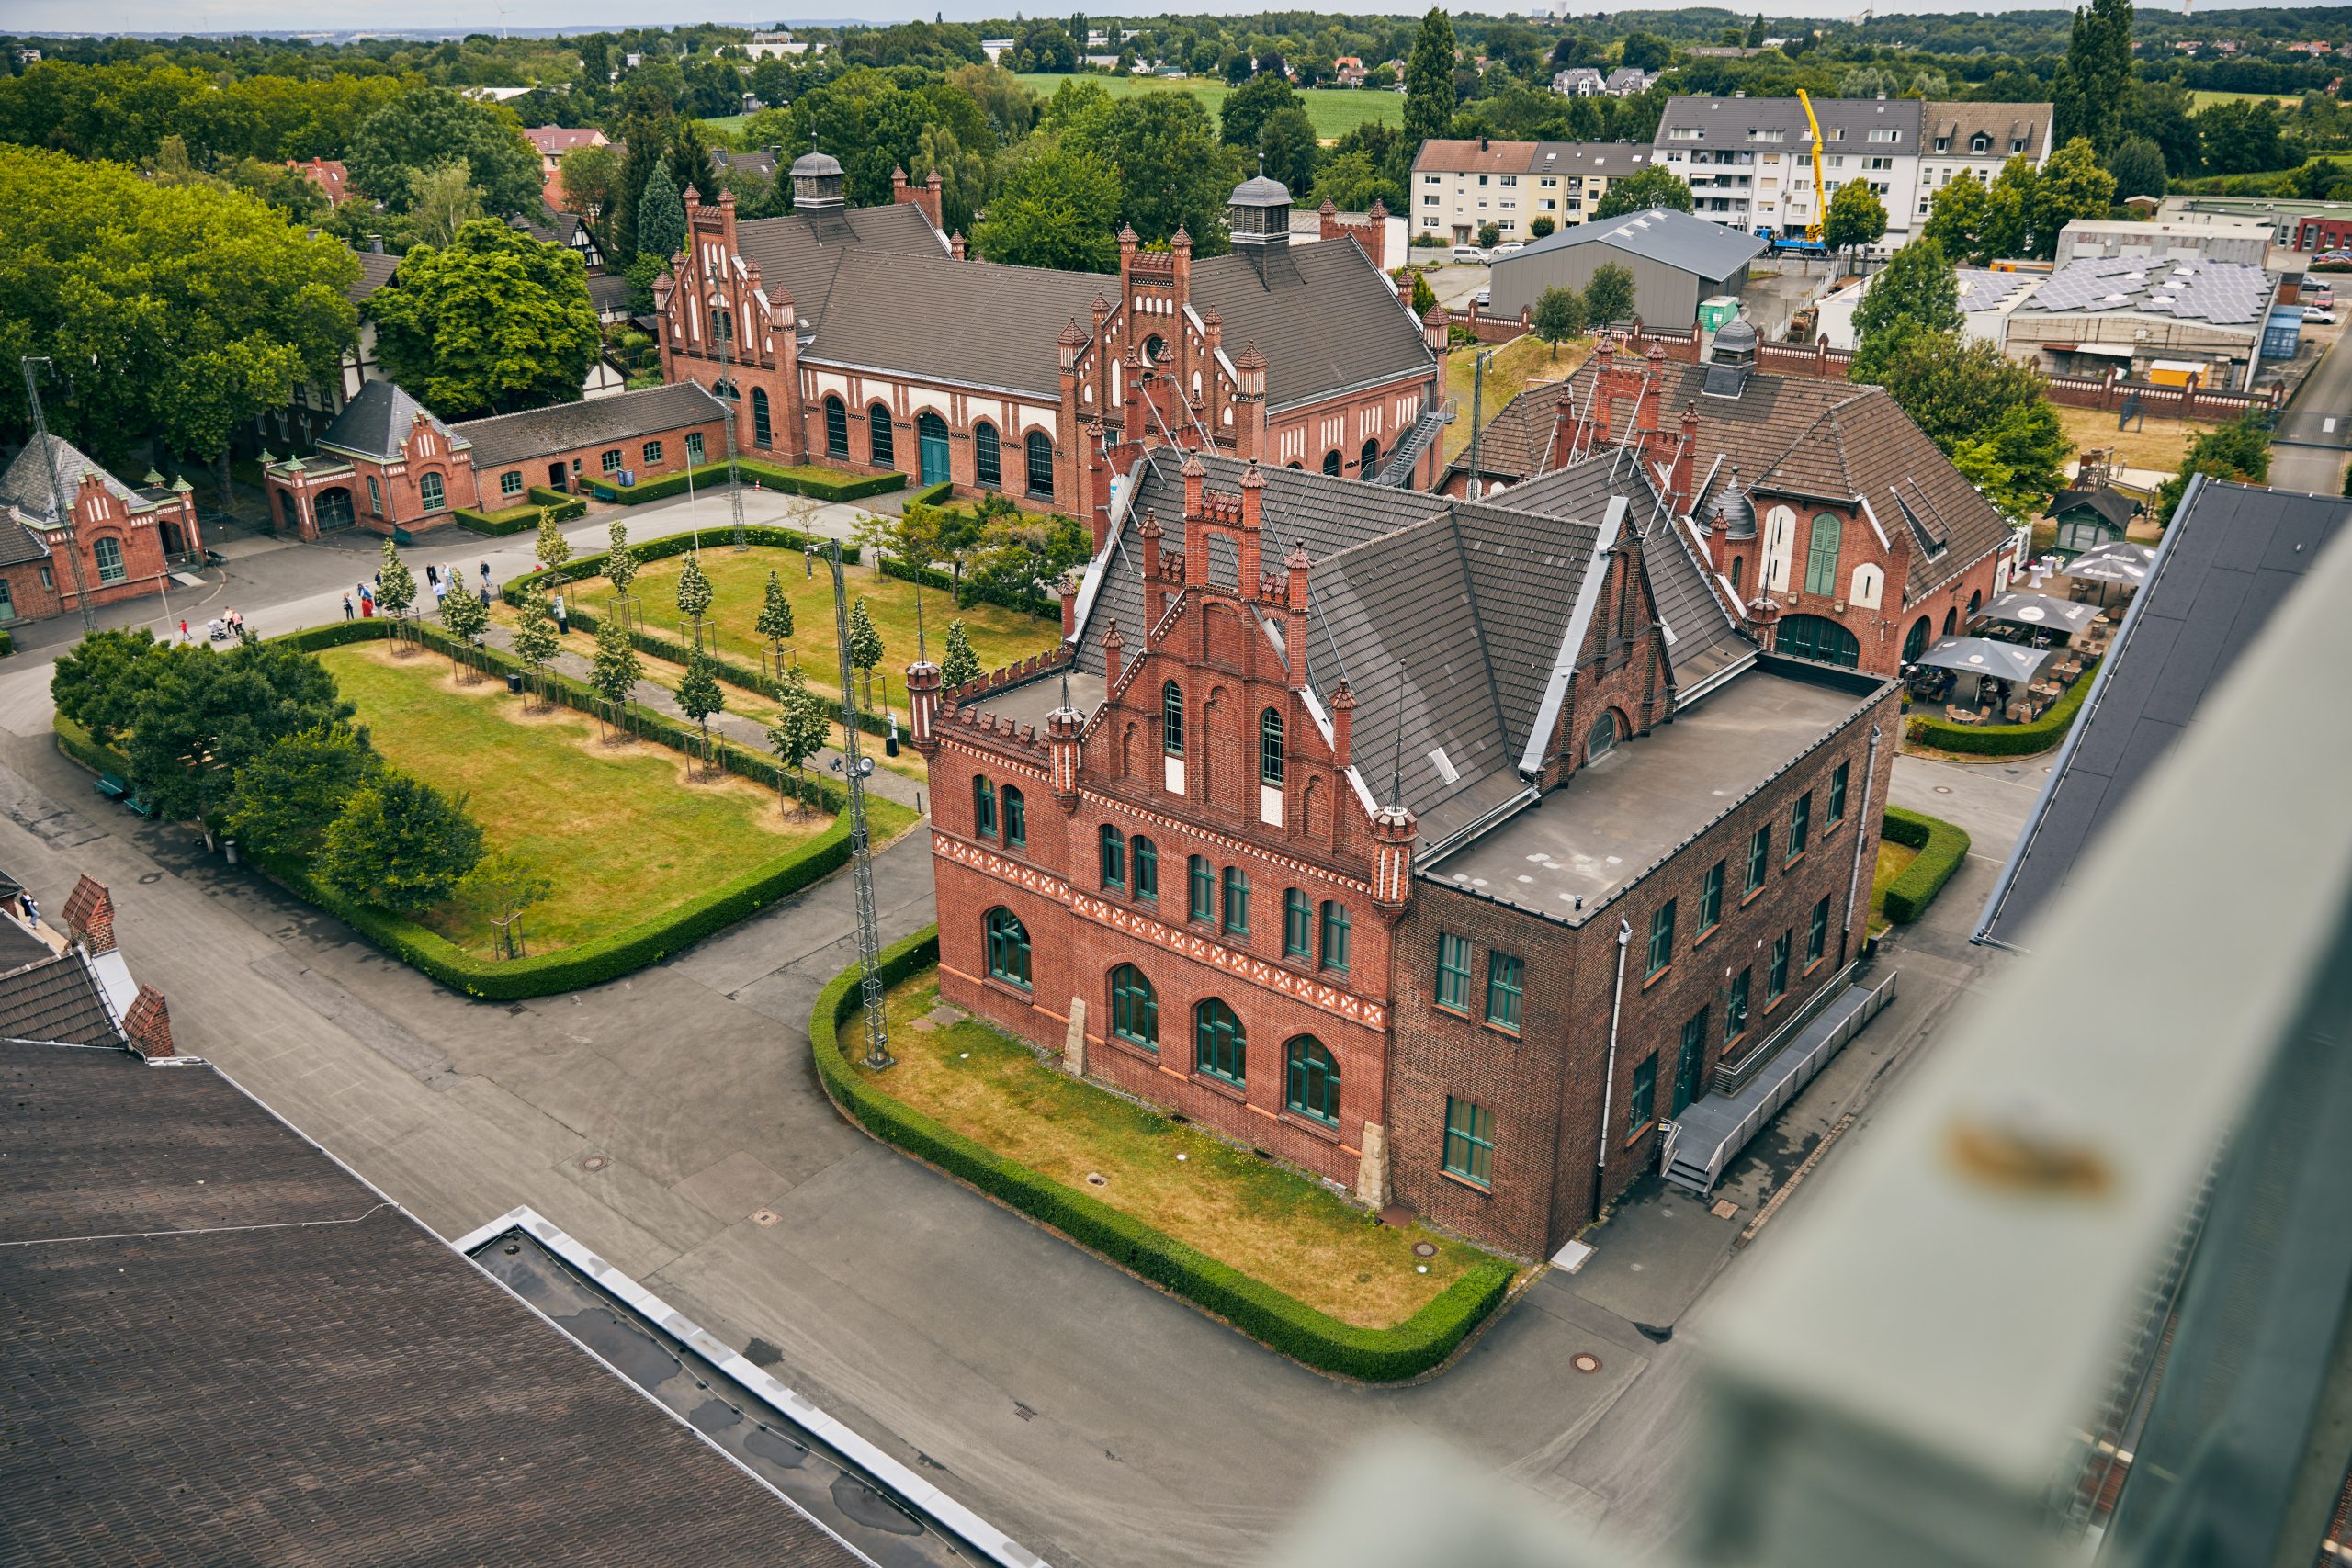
[320,642,855,956]
[1014,73,1401,141]
[703,112,752,140]
[2188,88,2304,108]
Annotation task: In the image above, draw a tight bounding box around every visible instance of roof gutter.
[1415,784,1541,868]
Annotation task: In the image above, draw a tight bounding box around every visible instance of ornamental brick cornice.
[1074,787,1371,896]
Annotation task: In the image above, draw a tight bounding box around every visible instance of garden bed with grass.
[1877,807,1971,927]
[810,931,1520,1382]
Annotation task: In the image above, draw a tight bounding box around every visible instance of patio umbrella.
[2061,541,2156,586]
[1979,592,2102,635]
[1910,637,2058,686]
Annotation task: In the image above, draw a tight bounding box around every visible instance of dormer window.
[1972,133,1991,153]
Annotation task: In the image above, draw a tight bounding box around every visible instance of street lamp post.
[824,538,890,1071]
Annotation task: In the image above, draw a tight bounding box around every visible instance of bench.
[124,795,156,819]
[94,773,129,802]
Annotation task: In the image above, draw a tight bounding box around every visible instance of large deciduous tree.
[224,724,382,861]
[1823,179,1889,270]
[973,145,1120,272]
[122,640,356,824]
[1590,164,1693,220]
[2105,137,2168,202]
[1218,72,1299,152]
[2051,0,2134,156]
[1850,237,1962,380]
[320,771,486,910]
[1583,261,1637,327]
[1866,332,2072,520]
[345,87,544,217]
[365,219,601,420]
[1404,9,1458,150]
[1066,90,1243,251]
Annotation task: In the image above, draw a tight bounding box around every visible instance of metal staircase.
[1374,400,1454,488]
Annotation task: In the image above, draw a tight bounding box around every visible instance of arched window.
[1285,1036,1340,1123]
[1195,998,1246,1084]
[974,421,1001,490]
[1776,613,1862,669]
[1943,606,1959,636]
[824,395,849,457]
[419,472,447,512]
[91,536,126,583]
[1360,436,1380,479]
[1320,450,1342,477]
[1110,964,1158,1050]
[1161,681,1184,756]
[1586,709,1621,762]
[1099,823,1125,889]
[1188,854,1214,921]
[868,403,895,468]
[973,776,996,837]
[1259,707,1284,785]
[1222,866,1250,935]
[751,387,772,448]
[1025,431,1054,498]
[1319,901,1351,974]
[984,908,1031,989]
[1287,460,1304,470]
[1804,513,1842,596]
[1132,835,1158,901]
[1283,887,1311,958]
[1967,589,1984,617]
[1001,784,1026,849]
[1730,556,1744,591]
[1903,616,1933,663]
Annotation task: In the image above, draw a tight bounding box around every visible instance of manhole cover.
[1572,1353,1602,1374]
[578,1153,610,1172]
[1412,1242,1437,1258]
[138,872,164,886]
[752,1209,781,1227]
[1934,785,1954,795]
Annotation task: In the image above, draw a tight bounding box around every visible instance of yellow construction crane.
[1797,88,1828,243]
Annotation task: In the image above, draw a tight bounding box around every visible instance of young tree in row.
[589,614,642,739]
[437,576,489,682]
[509,590,562,711]
[940,619,982,690]
[756,570,796,672]
[676,550,715,648]
[535,508,571,578]
[847,597,885,710]
[319,772,485,911]
[1583,262,1637,329]
[767,667,833,817]
[376,540,419,650]
[1532,284,1588,359]
[675,653,727,773]
[459,852,554,962]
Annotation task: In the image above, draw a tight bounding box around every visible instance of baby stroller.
[206,617,231,643]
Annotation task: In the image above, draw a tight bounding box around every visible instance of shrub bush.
[808,931,1517,1382]
[908,479,954,509]
[1904,658,2102,757]
[1880,806,1971,925]
[0,626,15,658]
[876,553,1057,621]
[453,499,575,536]
[526,487,590,518]
[590,459,909,507]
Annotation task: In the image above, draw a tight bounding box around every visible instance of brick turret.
[62,874,114,954]
[123,984,174,1059]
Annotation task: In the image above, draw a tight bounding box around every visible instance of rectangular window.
[1004,788,1025,849]
[1283,888,1311,959]
[1646,899,1676,977]
[1789,792,1812,861]
[1319,902,1349,975]
[1728,968,1751,1044]
[1435,933,1472,1013]
[1699,860,1724,934]
[1747,825,1770,895]
[367,476,383,515]
[1868,129,1899,143]
[1222,867,1250,936]
[1442,1097,1494,1187]
[642,440,663,466]
[1673,1008,1707,1116]
[1808,897,1829,966]
[500,470,524,498]
[1827,761,1849,828]
[39,565,53,590]
[1769,931,1791,1002]
[1100,826,1125,890]
[1627,1054,1657,1135]
[686,432,705,462]
[1485,953,1522,1032]
[1188,855,1214,922]
[601,448,623,473]
[973,778,995,838]
[1133,838,1157,902]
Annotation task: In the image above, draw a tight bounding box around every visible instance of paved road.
[2271,330,2352,497]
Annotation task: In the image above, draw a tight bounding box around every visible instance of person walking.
[477,583,492,609]
[432,574,448,604]
[424,563,439,588]
[479,560,492,587]
[341,594,354,621]
[178,617,191,642]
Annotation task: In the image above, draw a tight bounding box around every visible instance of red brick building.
[2296,213,2352,252]
[912,438,1899,1259]
[260,379,727,539]
[653,153,1445,537]
[0,435,204,626]
[1443,319,2030,678]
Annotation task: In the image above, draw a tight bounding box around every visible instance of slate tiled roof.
[345,246,401,303]
[1190,240,1434,412]
[316,378,466,462]
[1977,478,2351,950]
[454,381,729,470]
[1445,378,1567,487]
[1923,100,2052,162]
[0,1039,862,1566]
[2052,485,2139,527]
[585,270,635,314]
[0,952,118,1045]
[1,433,153,525]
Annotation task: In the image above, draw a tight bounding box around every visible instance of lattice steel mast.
[826,538,890,1069]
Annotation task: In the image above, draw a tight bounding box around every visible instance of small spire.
[1389,672,1407,807]
[914,572,928,659]
[1060,666,1072,711]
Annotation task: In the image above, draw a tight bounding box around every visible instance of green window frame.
[984,908,1031,989]
[1319,901,1350,975]
[1727,967,1751,1044]
[1804,512,1841,596]
[500,470,524,497]
[1195,998,1246,1084]
[1827,761,1849,827]
[1789,791,1812,861]
[1442,1097,1494,1187]
[418,472,446,512]
[601,448,624,474]
[1222,866,1250,936]
[974,421,1001,489]
[1283,888,1311,959]
[1485,953,1523,1031]
[1769,930,1791,1001]
[1673,1008,1707,1116]
[1188,855,1214,922]
[1002,785,1025,850]
[1109,964,1157,1051]
[1435,933,1473,1013]
[1807,896,1829,966]
[1161,682,1184,757]
[973,776,996,838]
[1260,708,1284,785]
[1699,860,1724,934]
[1099,824,1125,890]
[92,536,125,583]
[1746,823,1770,894]
[1646,898,1676,977]
[1627,1053,1657,1135]
[824,396,849,457]
[1284,1036,1340,1124]
[642,439,664,466]
[686,431,706,463]
[1133,836,1158,902]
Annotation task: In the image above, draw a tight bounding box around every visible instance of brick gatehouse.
[0,435,204,626]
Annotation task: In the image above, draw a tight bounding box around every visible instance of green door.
[917,412,951,489]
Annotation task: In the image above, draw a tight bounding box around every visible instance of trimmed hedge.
[876,553,1057,621]
[54,618,864,999]
[1880,806,1971,926]
[588,459,908,507]
[908,479,954,509]
[0,626,14,657]
[527,486,590,518]
[809,931,1517,1382]
[454,501,570,536]
[1905,658,2102,757]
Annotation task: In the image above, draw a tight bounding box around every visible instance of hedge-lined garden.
[456,493,585,535]
[585,458,907,507]
[1905,659,2103,757]
[1879,807,1972,926]
[809,931,1519,1382]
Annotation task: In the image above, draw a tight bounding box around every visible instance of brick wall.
[0,475,195,625]
[483,415,729,504]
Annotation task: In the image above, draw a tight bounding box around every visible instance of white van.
[1490,241,1525,259]
[1450,244,1487,265]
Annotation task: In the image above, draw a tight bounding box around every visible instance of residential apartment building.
[1915,102,2053,227]
[1410,138,1655,243]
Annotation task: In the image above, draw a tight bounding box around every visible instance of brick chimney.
[62,874,114,954]
[1283,543,1310,687]
[1102,619,1124,687]
[1139,509,1166,630]
[1670,402,1699,513]
[1237,463,1264,598]
[123,984,174,1060]
[1233,343,1268,464]
[922,168,944,229]
[950,231,967,260]
[1329,680,1355,769]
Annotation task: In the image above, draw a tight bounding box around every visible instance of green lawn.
[1870,840,1920,935]
[1014,73,1401,141]
[869,971,1498,1329]
[703,112,752,140]
[318,642,886,957]
[2188,88,2304,109]
[537,544,1062,704]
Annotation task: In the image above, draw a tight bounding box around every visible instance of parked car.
[1490,241,1525,258]
[1473,288,1492,309]
[2303,306,2337,325]
[1450,244,1487,265]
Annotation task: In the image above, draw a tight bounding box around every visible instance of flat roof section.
[1423,663,1883,926]
[967,669,1105,731]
